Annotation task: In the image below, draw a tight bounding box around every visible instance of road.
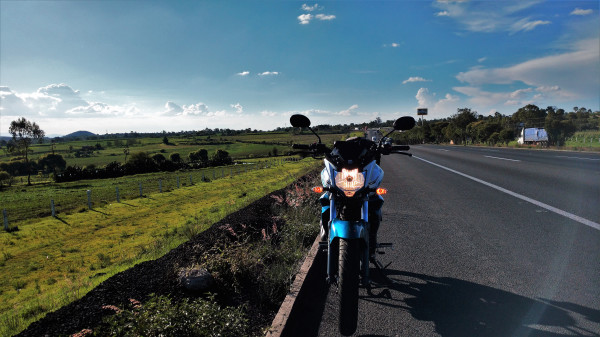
[285,145,600,337]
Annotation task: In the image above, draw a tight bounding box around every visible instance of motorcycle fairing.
[329,219,367,242]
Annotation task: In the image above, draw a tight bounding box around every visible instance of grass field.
[0,158,294,224]
[0,158,321,336]
[0,131,359,171]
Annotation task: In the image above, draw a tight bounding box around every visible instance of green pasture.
[565,131,600,148]
[0,158,321,336]
[0,131,357,171]
[1,159,294,224]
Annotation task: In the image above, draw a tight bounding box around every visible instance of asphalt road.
[286,145,600,337]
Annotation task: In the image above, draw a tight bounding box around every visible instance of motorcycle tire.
[338,238,359,336]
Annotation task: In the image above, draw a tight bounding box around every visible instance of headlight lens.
[335,168,365,197]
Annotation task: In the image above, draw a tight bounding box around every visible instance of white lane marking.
[484,155,521,162]
[414,156,600,231]
[438,149,450,152]
[555,156,600,161]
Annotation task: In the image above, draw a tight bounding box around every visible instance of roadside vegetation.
[0,159,320,336]
[392,105,599,150]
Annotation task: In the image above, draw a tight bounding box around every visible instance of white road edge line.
[484,155,521,162]
[413,156,600,231]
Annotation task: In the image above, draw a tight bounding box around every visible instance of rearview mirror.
[393,116,416,131]
[290,114,311,128]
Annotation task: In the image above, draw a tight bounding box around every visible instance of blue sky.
[1,0,598,136]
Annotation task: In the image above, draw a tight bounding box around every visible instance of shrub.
[94,294,248,337]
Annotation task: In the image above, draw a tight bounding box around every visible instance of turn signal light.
[312,186,324,193]
[376,188,387,195]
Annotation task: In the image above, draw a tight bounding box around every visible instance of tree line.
[391,105,598,146]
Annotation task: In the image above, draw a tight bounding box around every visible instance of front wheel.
[338,238,359,336]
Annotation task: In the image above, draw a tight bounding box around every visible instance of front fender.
[329,219,367,243]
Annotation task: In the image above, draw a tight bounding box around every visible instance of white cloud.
[0,84,137,118]
[403,77,431,84]
[258,71,279,76]
[315,14,336,21]
[570,8,593,16]
[478,57,487,63]
[415,87,460,117]
[338,104,359,116]
[456,38,599,100]
[433,0,550,33]
[182,103,210,116]
[298,13,313,25]
[163,101,183,115]
[383,42,402,48]
[230,103,243,113]
[237,71,250,76]
[298,4,335,24]
[261,110,278,117]
[510,18,550,33]
[302,4,321,12]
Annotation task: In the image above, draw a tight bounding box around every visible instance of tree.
[9,117,45,185]
[38,154,67,174]
[162,136,170,145]
[0,171,11,189]
[450,108,478,144]
[211,149,232,166]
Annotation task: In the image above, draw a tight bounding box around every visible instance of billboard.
[417,108,428,116]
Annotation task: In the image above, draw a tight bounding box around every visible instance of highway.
[285,145,600,337]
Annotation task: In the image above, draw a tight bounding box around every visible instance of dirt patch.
[16,174,319,337]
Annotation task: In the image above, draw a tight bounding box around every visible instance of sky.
[1,0,599,136]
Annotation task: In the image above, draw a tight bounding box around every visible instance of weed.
[94,294,249,337]
[13,279,27,291]
[97,253,112,268]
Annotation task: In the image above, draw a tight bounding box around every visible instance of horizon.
[1,1,599,136]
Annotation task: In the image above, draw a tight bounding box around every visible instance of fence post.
[3,209,8,231]
[116,187,120,203]
[213,170,216,179]
[87,190,92,210]
[139,182,143,197]
[159,179,163,193]
[51,199,56,217]
[177,176,180,188]
[190,175,193,185]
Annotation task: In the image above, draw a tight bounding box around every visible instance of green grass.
[565,131,600,149]
[0,158,294,223]
[0,158,321,337]
[1,132,353,170]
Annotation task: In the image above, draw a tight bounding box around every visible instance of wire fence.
[2,157,300,229]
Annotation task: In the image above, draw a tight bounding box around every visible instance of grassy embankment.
[0,158,320,337]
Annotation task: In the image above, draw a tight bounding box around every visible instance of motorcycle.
[290,114,415,335]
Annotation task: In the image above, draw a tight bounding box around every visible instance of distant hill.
[63,131,97,139]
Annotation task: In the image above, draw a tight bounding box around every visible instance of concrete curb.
[265,235,322,337]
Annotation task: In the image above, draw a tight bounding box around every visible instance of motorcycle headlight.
[335,168,365,197]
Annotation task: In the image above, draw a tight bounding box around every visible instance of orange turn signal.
[376,188,387,195]
[312,186,324,193]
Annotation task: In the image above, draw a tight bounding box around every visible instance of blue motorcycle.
[290,114,415,335]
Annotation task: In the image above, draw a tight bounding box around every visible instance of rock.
[178,267,214,292]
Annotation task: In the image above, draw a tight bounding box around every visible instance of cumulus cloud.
[403,77,431,84]
[298,4,335,24]
[570,8,593,16]
[415,88,460,117]
[298,13,313,25]
[383,42,402,48]
[0,84,136,118]
[237,71,250,76]
[230,103,243,113]
[433,0,551,33]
